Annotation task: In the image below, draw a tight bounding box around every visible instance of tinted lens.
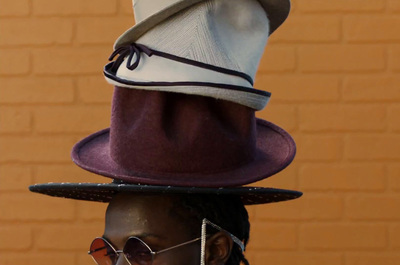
[89,238,118,265]
[123,238,153,265]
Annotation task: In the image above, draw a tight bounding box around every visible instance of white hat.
[105,0,291,110]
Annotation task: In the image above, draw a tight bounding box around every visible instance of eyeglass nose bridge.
[115,249,140,265]
[115,249,136,265]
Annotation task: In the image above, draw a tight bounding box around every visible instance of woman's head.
[100,192,250,265]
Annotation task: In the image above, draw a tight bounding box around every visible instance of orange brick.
[298,45,385,72]
[300,224,386,249]
[0,77,74,104]
[346,254,400,265]
[299,104,386,132]
[34,164,109,184]
[0,136,76,162]
[0,107,31,133]
[256,194,342,221]
[0,0,30,17]
[242,250,255,265]
[343,76,400,102]
[254,252,343,265]
[388,105,400,132]
[77,253,96,265]
[390,225,400,249]
[77,200,108,221]
[251,163,298,190]
[0,165,32,191]
[0,254,74,265]
[0,18,73,46]
[257,104,297,132]
[389,0,400,12]
[78,75,113,103]
[346,195,400,220]
[287,0,298,12]
[299,163,386,191]
[258,47,296,73]
[297,0,385,12]
[271,16,340,43]
[0,48,30,75]
[35,225,102,250]
[0,193,74,221]
[247,205,256,220]
[0,226,31,250]
[344,16,400,42]
[389,46,400,71]
[32,0,117,15]
[250,222,297,250]
[255,75,340,102]
[295,135,343,161]
[120,0,134,15]
[388,165,400,191]
[34,106,110,133]
[76,17,133,44]
[345,135,400,160]
[32,47,110,75]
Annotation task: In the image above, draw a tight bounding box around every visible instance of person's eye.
[134,251,150,257]
[128,251,152,262]
[137,252,151,257]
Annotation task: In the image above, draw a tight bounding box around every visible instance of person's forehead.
[104,193,190,245]
[105,193,178,225]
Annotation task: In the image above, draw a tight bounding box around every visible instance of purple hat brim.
[71,118,296,188]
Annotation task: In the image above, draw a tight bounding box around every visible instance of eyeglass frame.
[88,218,245,265]
[88,236,202,265]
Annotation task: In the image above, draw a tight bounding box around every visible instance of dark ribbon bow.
[108,43,153,73]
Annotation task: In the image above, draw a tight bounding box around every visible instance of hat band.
[108,43,254,86]
[103,43,271,110]
[104,68,270,97]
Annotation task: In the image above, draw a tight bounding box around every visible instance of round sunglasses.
[88,219,245,265]
[89,236,201,265]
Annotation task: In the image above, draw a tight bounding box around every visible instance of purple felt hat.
[30,87,301,205]
[72,88,296,187]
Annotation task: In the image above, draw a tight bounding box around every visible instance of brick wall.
[0,0,399,265]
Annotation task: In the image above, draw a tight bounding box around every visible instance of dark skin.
[103,193,233,265]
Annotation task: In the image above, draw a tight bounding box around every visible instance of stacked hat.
[29,0,302,205]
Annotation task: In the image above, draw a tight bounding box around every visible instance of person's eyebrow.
[102,233,166,243]
[138,233,166,239]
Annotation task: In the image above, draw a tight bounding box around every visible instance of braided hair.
[170,194,250,265]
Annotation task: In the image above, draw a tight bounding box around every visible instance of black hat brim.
[29,182,302,205]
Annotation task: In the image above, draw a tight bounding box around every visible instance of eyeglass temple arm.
[202,218,245,252]
[153,236,202,255]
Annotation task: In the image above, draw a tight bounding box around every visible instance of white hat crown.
[136,0,269,78]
